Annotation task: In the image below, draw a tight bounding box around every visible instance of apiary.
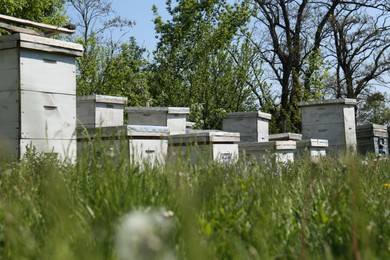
[299,99,357,154]
[168,130,240,164]
[77,95,128,128]
[269,133,302,141]
[0,33,83,162]
[126,107,190,135]
[222,111,271,142]
[296,139,328,161]
[239,141,296,163]
[77,125,169,166]
[356,124,388,155]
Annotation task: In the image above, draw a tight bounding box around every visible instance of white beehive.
[239,141,296,164]
[0,33,83,161]
[77,95,128,128]
[296,139,328,161]
[77,125,169,166]
[222,111,271,142]
[168,130,240,164]
[126,107,190,135]
[299,99,357,154]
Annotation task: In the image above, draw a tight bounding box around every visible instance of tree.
[326,3,390,99]
[67,0,133,95]
[249,0,389,132]
[150,0,256,129]
[0,0,67,33]
[67,0,151,105]
[67,0,133,44]
[249,0,341,132]
[357,91,390,125]
[96,37,152,106]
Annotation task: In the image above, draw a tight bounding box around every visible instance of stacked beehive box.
[0,33,83,161]
[299,99,357,154]
[76,98,170,166]
[356,124,388,155]
[222,111,299,163]
[168,130,240,164]
[222,111,271,143]
[239,141,296,163]
[77,125,169,166]
[76,95,128,128]
[296,139,329,161]
[126,107,190,135]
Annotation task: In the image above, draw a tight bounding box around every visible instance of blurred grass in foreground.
[0,146,389,259]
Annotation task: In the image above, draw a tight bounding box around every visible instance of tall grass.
[0,146,389,259]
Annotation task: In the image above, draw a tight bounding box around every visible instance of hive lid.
[77,94,128,105]
[170,130,240,144]
[126,106,190,114]
[77,125,170,139]
[357,123,387,131]
[269,133,302,141]
[0,14,76,36]
[297,139,329,148]
[224,111,272,120]
[298,98,357,107]
[0,33,83,56]
[239,140,296,150]
[356,124,388,138]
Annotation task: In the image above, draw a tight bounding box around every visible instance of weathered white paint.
[20,49,76,94]
[0,33,82,161]
[20,91,76,139]
[0,90,19,140]
[129,139,168,166]
[0,49,18,70]
[19,138,77,162]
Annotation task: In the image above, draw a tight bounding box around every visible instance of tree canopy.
[150,0,257,129]
[4,0,389,130]
[0,0,68,33]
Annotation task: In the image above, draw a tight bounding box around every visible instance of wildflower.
[384,183,390,188]
[115,208,175,260]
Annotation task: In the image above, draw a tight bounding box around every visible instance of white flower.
[115,208,175,260]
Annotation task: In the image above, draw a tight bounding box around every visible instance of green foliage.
[0,145,390,258]
[150,0,256,129]
[76,35,152,106]
[0,0,67,30]
[357,92,390,125]
[68,0,150,105]
[303,49,330,101]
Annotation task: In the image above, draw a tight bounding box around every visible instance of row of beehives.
[1,33,387,164]
[77,95,390,166]
[78,95,376,166]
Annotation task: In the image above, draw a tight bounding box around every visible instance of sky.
[110,1,170,51]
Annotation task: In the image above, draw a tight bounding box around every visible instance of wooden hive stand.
[0,14,76,36]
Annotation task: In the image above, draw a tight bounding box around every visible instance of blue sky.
[110,1,170,51]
